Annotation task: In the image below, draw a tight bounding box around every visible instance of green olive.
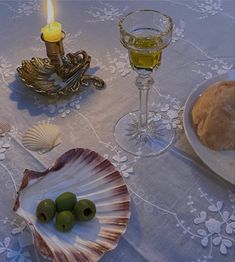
[36,199,56,223]
[55,192,77,212]
[55,211,75,232]
[73,199,96,222]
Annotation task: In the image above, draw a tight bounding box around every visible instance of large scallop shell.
[22,123,61,154]
[13,148,131,262]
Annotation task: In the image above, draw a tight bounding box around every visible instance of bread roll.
[191,80,235,150]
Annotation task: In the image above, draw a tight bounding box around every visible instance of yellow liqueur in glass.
[115,10,174,157]
[129,36,162,70]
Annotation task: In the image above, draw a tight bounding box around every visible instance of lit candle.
[41,0,62,42]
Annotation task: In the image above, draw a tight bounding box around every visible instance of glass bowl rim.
[119,9,173,39]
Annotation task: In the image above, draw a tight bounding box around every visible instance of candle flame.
[47,0,54,24]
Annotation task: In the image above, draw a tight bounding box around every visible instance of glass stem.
[136,74,154,131]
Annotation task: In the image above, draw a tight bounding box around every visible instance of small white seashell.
[0,122,11,135]
[22,123,61,154]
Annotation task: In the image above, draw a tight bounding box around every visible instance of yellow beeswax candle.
[41,0,62,42]
[42,22,62,42]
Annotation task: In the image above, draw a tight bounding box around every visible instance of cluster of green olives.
[36,192,96,232]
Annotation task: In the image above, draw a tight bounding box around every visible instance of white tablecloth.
[0,1,234,261]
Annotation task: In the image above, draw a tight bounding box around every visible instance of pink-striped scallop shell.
[13,148,131,262]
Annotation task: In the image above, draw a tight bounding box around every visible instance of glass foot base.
[114,111,174,157]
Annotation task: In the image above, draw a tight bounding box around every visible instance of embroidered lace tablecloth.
[0,1,234,261]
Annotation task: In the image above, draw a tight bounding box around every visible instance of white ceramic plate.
[183,70,235,185]
[14,148,131,262]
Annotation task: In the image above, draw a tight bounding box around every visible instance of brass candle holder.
[17,31,105,97]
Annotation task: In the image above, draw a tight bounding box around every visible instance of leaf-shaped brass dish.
[17,51,105,97]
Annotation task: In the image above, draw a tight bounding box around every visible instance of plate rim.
[183,70,235,185]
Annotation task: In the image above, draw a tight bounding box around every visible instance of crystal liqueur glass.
[114,10,174,157]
